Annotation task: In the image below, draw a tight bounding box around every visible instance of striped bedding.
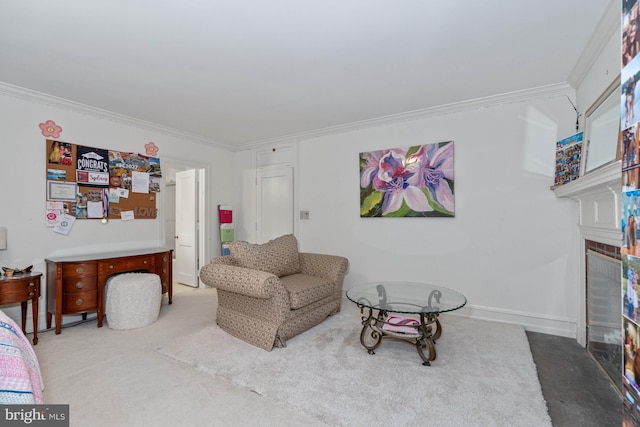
[0,310,43,404]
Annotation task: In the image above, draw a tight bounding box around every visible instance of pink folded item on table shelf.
[382,315,420,334]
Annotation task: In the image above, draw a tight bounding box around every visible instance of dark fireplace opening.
[585,240,622,392]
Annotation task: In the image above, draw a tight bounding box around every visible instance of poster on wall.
[75,145,109,187]
[359,141,454,218]
[552,132,583,187]
[45,140,161,221]
[622,1,640,423]
[623,125,640,192]
[623,191,640,258]
[47,140,72,165]
[109,151,162,193]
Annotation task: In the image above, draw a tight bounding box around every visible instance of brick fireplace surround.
[585,240,621,262]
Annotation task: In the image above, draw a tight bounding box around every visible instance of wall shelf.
[553,161,621,200]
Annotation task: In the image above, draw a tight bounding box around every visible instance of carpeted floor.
[34,285,325,427]
[157,305,551,427]
[33,284,551,426]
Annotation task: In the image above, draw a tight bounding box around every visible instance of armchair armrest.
[298,253,349,283]
[199,260,282,299]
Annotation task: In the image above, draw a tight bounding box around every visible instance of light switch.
[0,227,6,250]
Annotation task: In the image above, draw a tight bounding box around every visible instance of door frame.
[163,158,209,287]
[251,144,298,244]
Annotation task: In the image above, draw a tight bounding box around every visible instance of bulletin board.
[45,139,161,221]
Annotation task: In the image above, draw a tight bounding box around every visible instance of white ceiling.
[0,1,612,149]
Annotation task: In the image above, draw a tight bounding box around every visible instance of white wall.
[0,90,235,329]
[251,0,616,340]
[575,15,621,115]
[233,149,257,242]
[233,93,579,336]
[221,17,621,340]
[303,97,579,336]
[1,4,612,340]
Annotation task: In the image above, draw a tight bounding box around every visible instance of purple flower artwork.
[360,141,454,217]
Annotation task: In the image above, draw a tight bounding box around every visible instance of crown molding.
[0,81,232,150]
[242,82,575,150]
[1,79,575,153]
[567,0,620,89]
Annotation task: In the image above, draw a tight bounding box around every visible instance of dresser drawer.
[0,280,38,304]
[104,256,153,273]
[62,291,98,313]
[62,262,97,277]
[128,256,152,270]
[62,275,98,293]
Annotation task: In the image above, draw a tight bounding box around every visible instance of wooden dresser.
[46,248,172,334]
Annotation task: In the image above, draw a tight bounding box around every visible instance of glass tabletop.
[346,281,467,315]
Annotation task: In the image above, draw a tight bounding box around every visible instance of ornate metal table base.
[357,304,442,366]
[347,283,466,366]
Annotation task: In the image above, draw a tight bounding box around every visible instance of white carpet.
[157,305,551,427]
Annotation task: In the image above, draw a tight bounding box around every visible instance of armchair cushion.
[228,234,300,277]
[280,274,335,310]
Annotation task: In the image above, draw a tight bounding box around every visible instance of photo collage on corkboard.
[45,140,162,226]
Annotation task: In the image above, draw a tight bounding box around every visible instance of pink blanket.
[381,315,420,334]
[0,310,43,404]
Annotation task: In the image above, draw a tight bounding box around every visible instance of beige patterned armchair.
[199,234,349,351]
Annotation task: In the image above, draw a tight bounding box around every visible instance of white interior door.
[257,167,293,243]
[175,169,198,287]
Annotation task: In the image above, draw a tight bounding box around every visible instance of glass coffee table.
[346,282,467,366]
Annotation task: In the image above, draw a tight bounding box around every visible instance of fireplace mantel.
[553,160,621,200]
[553,160,622,246]
[553,160,621,346]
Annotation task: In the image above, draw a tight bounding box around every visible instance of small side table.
[0,272,41,345]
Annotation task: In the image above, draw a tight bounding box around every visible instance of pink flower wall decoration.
[145,142,159,156]
[39,120,63,138]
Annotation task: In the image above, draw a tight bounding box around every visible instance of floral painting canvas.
[360,141,454,217]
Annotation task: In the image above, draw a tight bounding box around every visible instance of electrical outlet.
[300,211,310,220]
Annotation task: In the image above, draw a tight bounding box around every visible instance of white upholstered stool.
[105,272,162,330]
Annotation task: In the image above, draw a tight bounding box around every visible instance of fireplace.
[585,240,622,390]
[554,161,622,389]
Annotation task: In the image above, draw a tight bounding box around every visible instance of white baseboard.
[446,304,577,339]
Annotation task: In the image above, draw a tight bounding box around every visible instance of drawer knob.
[28,282,35,288]
[143,260,147,264]
[28,292,35,297]
[76,267,84,274]
[110,265,114,269]
[76,282,84,289]
[75,298,84,305]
